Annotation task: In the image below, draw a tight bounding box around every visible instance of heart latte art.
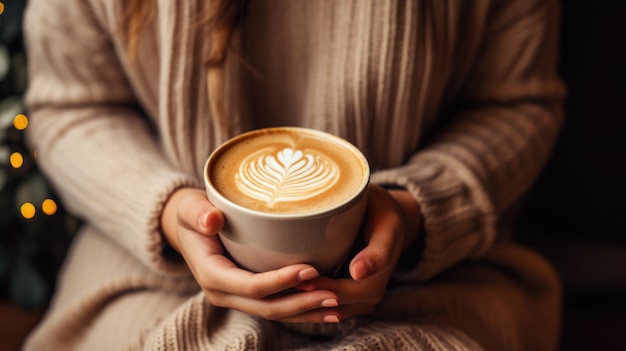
[209,128,368,214]
[236,148,339,207]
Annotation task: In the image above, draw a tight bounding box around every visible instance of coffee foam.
[236,147,340,207]
[210,128,367,214]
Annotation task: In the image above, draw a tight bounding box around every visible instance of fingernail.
[323,315,340,323]
[320,299,338,308]
[351,259,371,280]
[298,267,319,282]
[199,212,211,229]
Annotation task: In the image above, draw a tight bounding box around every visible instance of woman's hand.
[160,188,341,323]
[297,185,422,320]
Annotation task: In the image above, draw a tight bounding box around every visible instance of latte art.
[205,127,371,275]
[208,127,369,214]
[236,148,339,207]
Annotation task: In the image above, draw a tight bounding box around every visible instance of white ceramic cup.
[204,127,370,275]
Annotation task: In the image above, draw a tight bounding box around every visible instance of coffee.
[204,127,370,273]
[209,128,368,214]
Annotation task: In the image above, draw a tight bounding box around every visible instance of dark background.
[518,0,626,349]
[1,0,76,312]
[1,0,625,350]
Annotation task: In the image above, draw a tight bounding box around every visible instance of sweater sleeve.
[372,0,566,281]
[23,0,198,274]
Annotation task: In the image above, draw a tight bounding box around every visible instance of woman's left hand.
[298,185,422,321]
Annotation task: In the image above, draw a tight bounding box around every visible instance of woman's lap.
[24,228,559,350]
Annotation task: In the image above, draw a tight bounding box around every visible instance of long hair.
[122,0,250,133]
[122,0,248,65]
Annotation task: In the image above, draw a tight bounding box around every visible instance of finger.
[350,188,402,280]
[301,276,386,307]
[211,262,324,298]
[178,220,325,298]
[193,246,325,298]
[277,307,341,324]
[209,289,339,322]
[177,191,224,235]
[184,238,326,299]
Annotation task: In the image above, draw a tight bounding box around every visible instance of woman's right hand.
[160,187,341,323]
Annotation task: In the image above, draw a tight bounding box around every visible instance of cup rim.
[204,126,371,219]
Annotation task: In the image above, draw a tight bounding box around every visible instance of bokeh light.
[0,3,4,15]
[10,152,24,168]
[20,202,36,219]
[42,199,58,215]
[14,114,28,130]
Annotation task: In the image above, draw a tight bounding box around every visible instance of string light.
[14,114,28,130]
[20,202,36,219]
[42,199,58,215]
[10,152,23,168]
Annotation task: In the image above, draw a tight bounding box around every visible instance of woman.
[22,0,565,350]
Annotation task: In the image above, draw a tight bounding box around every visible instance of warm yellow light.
[10,152,24,168]
[13,114,28,130]
[21,202,36,219]
[42,199,58,215]
[33,149,38,159]
[0,3,4,15]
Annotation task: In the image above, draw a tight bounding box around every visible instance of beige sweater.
[23,0,565,350]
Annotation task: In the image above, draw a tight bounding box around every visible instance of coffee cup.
[204,127,370,275]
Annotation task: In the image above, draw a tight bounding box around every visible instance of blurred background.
[0,0,624,350]
[0,1,79,349]
[518,0,626,349]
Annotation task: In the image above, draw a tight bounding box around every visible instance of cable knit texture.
[22,0,564,350]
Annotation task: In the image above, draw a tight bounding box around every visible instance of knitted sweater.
[22,0,565,350]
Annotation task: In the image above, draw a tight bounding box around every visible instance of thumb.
[348,190,403,281]
[178,190,224,235]
[349,235,394,281]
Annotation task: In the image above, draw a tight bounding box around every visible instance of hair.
[121,0,154,63]
[122,0,249,65]
[122,0,250,133]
